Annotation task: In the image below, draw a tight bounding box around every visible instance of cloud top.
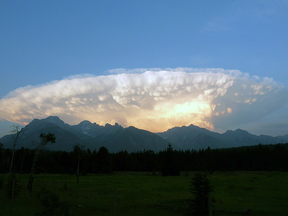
[0,68,287,132]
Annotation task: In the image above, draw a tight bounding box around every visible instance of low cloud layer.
[0,68,287,133]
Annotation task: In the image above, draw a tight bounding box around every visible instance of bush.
[35,187,70,216]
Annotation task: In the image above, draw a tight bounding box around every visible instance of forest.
[1,141,288,175]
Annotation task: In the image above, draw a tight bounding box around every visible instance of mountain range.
[0,116,288,153]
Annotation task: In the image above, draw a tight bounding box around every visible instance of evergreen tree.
[161,144,180,176]
[96,147,112,173]
[188,173,213,216]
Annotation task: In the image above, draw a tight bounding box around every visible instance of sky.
[0,0,288,136]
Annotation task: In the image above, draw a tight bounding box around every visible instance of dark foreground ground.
[1,171,287,216]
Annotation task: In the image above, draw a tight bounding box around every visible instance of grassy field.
[0,171,288,216]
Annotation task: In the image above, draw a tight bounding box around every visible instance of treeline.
[1,142,288,175]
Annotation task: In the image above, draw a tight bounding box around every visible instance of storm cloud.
[0,68,287,132]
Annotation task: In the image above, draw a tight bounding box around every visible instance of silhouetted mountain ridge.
[157,124,288,149]
[0,116,171,152]
[1,116,287,152]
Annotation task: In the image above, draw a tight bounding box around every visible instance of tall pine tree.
[161,144,180,176]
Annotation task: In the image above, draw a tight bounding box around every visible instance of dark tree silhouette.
[96,147,112,173]
[1,141,288,174]
[161,144,180,176]
[188,173,213,216]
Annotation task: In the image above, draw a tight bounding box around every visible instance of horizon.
[1,1,288,137]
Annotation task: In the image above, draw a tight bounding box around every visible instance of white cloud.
[0,68,287,133]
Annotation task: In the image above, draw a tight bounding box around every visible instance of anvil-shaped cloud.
[0,68,287,133]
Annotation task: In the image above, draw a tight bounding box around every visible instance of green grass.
[0,171,288,215]
[211,171,288,215]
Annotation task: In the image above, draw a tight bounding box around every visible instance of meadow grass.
[0,171,288,215]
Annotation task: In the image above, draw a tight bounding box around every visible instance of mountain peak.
[79,120,92,125]
[233,128,250,135]
[45,116,64,124]
[187,124,211,132]
[42,116,68,129]
[187,124,200,128]
[105,122,121,127]
[235,128,247,132]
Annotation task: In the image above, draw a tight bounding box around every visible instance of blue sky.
[0,0,288,136]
